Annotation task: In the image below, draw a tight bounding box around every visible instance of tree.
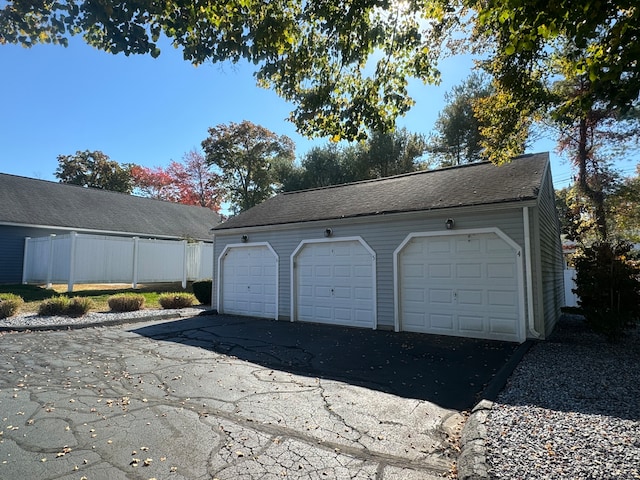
[130,150,223,211]
[130,165,175,201]
[428,73,493,167]
[55,150,133,193]
[606,165,640,242]
[3,0,639,146]
[202,121,295,213]
[358,129,429,177]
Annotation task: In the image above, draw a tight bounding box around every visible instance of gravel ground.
[485,316,640,480]
[0,307,208,330]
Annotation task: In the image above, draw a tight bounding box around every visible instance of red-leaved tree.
[130,150,223,212]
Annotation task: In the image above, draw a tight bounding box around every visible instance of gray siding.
[0,225,78,284]
[213,206,528,331]
[535,168,565,337]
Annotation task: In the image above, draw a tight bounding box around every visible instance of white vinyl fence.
[564,268,578,307]
[22,232,213,292]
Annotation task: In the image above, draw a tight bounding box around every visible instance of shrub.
[38,296,70,316]
[37,296,93,317]
[108,293,146,312]
[67,297,93,317]
[192,280,213,305]
[158,292,196,309]
[573,240,640,341]
[0,293,24,319]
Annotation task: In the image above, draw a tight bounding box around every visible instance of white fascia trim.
[217,242,279,320]
[393,227,527,343]
[290,236,377,329]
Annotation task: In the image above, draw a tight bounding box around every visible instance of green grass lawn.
[0,282,197,314]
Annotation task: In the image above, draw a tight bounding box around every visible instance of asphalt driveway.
[0,314,521,479]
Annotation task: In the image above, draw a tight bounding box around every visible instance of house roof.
[0,173,220,240]
[214,152,549,231]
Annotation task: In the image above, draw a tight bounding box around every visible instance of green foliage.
[3,0,639,147]
[573,241,640,341]
[280,129,427,193]
[38,296,70,316]
[38,296,93,317]
[108,293,146,312]
[67,297,94,317]
[158,292,196,309]
[202,121,295,213]
[56,150,133,193]
[428,73,494,167]
[0,0,447,140]
[191,280,213,305]
[606,165,640,242]
[0,293,24,319]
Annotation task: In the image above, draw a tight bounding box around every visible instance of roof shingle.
[214,153,549,230]
[0,173,220,240]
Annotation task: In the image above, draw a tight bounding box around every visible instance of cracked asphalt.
[0,314,519,479]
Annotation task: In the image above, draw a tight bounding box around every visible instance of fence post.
[22,237,31,284]
[132,237,139,289]
[46,234,56,289]
[67,232,77,292]
[181,240,188,289]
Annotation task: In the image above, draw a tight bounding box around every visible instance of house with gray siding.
[0,173,220,284]
[211,152,564,343]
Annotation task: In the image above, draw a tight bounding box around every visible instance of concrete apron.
[0,315,517,479]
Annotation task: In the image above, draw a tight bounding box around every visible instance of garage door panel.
[220,245,277,319]
[457,289,482,305]
[459,315,484,332]
[428,264,451,278]
[489,316,518,335]
[488,290,518,306]
[295,239,375,328]
[455,238,481,253]
[488,263,516,278]
[429,289,453,304]
[430,314,454,330]
[456,263,482,278]
[399,232,521,342]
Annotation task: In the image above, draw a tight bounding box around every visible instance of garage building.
[212,153,564,343]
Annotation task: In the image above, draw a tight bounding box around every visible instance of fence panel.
[23,236,53,283]
[186,242,214,280]
[23,232,212,291]
[136,238,186,284]
[50,236,72,283]
[74,235,135,283]
[564,268,578,307]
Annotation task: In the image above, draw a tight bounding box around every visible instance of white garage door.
[397,232,522,342]
[219,244,277,319]
[294,239,376,328]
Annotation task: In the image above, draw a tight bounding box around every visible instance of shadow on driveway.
[131,314,523,411]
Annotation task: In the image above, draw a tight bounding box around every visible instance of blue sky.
[2,36,633,190]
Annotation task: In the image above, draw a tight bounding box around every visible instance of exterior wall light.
[241,234,248,243]
[445,218,455,230]
[324,228,333,237]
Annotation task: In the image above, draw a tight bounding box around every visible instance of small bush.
[67,297,93,317]
[38,296,70,316]
[0,293,24,319]
[158,292,196,309]
[108,293,146,312]
[37,296,93,317]
[192,280,213,305]
[573,240,640,341]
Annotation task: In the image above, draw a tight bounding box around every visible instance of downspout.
[523,207,542,338]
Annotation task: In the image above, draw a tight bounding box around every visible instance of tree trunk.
[575,118,608,240]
